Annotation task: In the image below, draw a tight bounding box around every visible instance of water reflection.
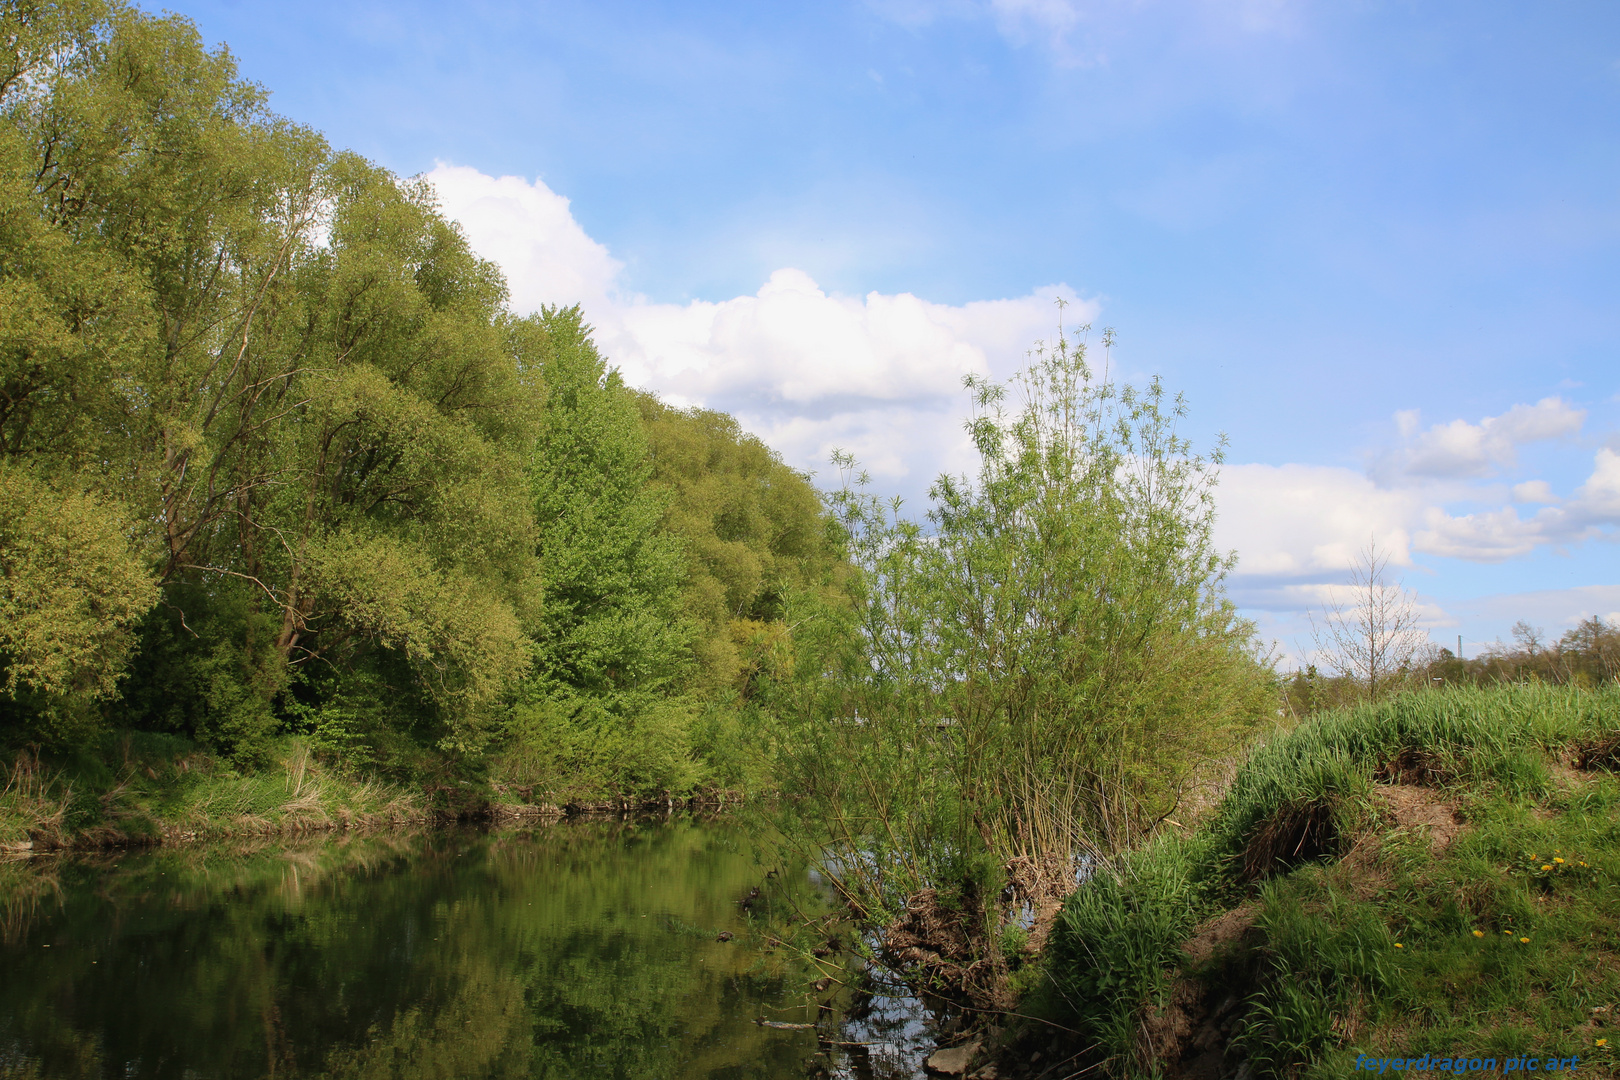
[0,819,933,1080]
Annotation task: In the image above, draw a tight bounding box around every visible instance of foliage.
[636,394,849,697]
[0,463,157,717]
[0,0,849,798]
[0,1,542,761]
[776,327,1275,988]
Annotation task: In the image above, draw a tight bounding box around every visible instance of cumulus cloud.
[1213,463,1421,579]
[1511,480,1559,504]
[427,164,1091,484]
[1381,397,1585,480]
[425,161,1614,652]
[429,163,622,316]
[1220,445,1620,582]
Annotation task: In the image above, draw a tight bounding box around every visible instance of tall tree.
[1,2,541,754]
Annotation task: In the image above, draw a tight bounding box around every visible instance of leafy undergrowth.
[1028,685,1620,1079]
[1,732,426,850]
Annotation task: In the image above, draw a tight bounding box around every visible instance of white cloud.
[426,162,1614,646]
[428,164,1091,485]
[429,163,622,317]
[1380,397,1585,480]
[1213,463,1421,578]
[1404,447,1620,561]
[1511,479,1559,504]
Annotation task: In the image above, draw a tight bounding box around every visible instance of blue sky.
[156,0,1620,658]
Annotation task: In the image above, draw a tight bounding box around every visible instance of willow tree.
[1,2,539,756]
[781,329,1274,934]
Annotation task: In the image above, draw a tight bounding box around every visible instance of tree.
[634,393,847,698]
[780,328,1274,950]
[1308,539,1429,699]
[1,3,541,755]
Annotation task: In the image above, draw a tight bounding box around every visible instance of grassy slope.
[1039,685,1620,1078]
[1,732,427,851]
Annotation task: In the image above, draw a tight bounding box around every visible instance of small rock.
[925,1040,981,1076]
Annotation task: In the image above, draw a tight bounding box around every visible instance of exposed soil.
[1180,905,1257,968]
[1376,783,1463,853]
[1576,733,1620,772]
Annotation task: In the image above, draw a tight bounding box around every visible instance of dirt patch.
[1241,797,1340,882]
[1180,905,1258,968]
[1376,784,1463,854]
[1123,906,1269,1079]
[1002,853,1075,958]
[1136,974,1255,1080]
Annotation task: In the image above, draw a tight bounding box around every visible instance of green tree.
[635,395,846,698]
[498,308,697,797]
[1,2,541,756]
[780,328,1273,965]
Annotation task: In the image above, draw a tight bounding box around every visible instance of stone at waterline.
[925,1039,981,1076]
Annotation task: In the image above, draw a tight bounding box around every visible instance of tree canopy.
[0,1,847,790]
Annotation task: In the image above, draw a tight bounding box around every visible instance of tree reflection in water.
[0,819,932,1080]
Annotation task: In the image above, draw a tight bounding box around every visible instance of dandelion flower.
[1394,943,1404,948]
[1542,865,1553,871]
[1554,857,1565,864]
[1473,930,1484,938]
[1520,937,1530,944]
[1598,1039,1609,1048]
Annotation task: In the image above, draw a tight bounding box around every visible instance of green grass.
[1,731,426,850]
[1040,684,1620,1078]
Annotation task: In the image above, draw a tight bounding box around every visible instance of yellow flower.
[1472,930,1484,938]
[1519,937,1530,944]
[1554,857,1564,864]
[1581,861,1589,867]
[1597,1039,1609,1048]
[1394,943,1403,948]
[1542,865,1553,871]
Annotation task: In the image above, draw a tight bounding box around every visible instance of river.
[0,817,940,1079]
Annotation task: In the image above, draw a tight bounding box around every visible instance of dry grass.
[0,750,70,850]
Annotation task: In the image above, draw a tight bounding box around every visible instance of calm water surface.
[0,819,936,1080]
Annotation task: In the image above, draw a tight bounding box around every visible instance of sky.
[152,0,1620,661]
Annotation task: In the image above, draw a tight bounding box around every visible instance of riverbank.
[0,732,744,854]
[954,684,1620,1080]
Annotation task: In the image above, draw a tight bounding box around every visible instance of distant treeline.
[0,1,847,798]
[1287,617,1620,717]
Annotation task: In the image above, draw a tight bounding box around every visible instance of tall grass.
[0,734,427,849]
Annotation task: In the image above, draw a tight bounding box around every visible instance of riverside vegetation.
[5,5,1620,1079]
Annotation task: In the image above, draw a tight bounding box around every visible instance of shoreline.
[1,792,747,858]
